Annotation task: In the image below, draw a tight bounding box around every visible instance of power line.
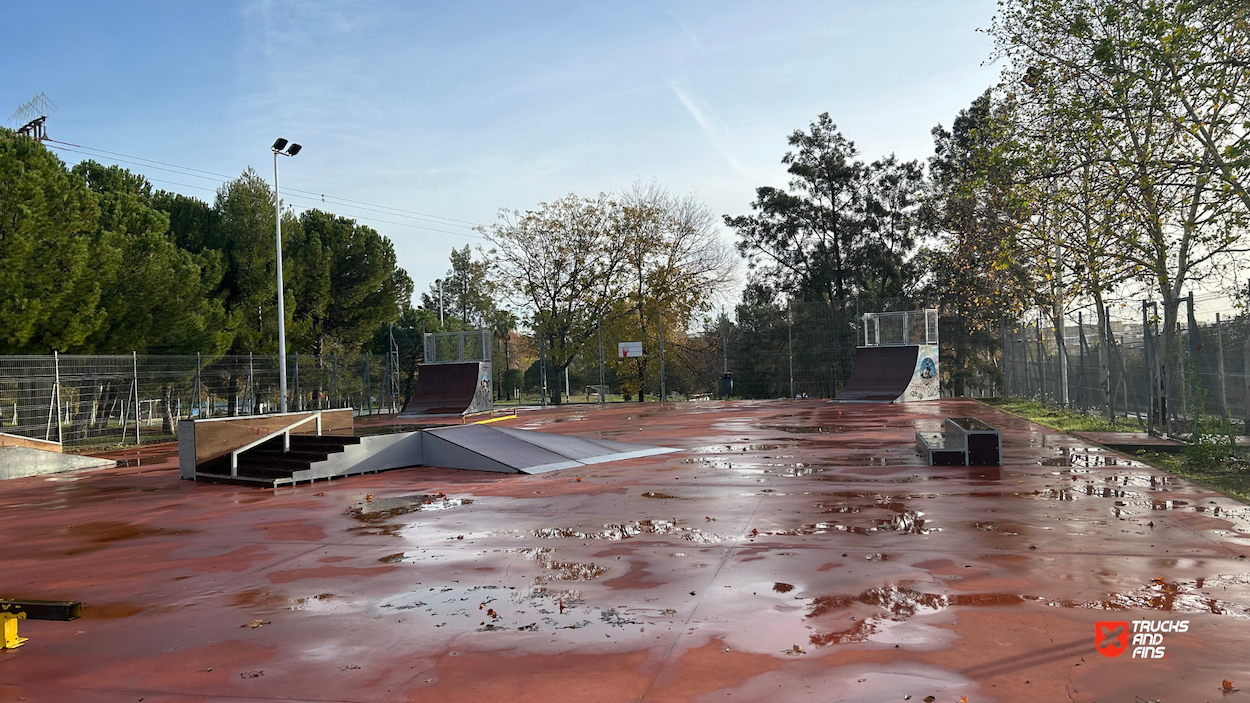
[42,138,486,230]
[43,142,485,240]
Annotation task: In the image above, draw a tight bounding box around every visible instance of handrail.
[229,412,322,477]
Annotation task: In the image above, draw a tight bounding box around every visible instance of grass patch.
[1139,451,1250,504]
[980,398,1127,433]
[979,398,1250,504]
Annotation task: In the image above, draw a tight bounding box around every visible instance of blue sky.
[3,0,1000,305]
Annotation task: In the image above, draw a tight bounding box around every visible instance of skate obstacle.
[833,309,940,403]
[178,409,676,487]
[915,417,1002,466]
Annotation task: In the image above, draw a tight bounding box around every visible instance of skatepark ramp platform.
[832,309,940,403]
[179,410,676,487]
[0,432,115,481]
[400,330,493,417]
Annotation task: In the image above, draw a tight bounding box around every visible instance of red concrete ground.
[1,399,1249,703]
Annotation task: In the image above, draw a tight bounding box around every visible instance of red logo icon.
[1096,621,1129,657]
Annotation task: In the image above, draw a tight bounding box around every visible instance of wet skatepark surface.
[1,399,1248,702]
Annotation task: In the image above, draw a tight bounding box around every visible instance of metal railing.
[228,412,323,477]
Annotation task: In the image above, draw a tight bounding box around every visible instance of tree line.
[475,0,1248,401]
[0,132,413,358]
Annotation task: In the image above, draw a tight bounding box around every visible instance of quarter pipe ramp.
[833,344,939,403]
[400,361,492,417]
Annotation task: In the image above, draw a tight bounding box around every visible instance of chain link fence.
[1003,297,1250,436]
[0,353,402,449]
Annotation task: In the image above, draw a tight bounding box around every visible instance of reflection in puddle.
[379,584,679,635]
[518,547,608,583]
[805,576,1250,647]
[1039,451,1147,468]
[806,585,1023,646]
[690,443,781,453]
[532,519,724,544]
[345,494,472,520]
[770,497,937,535]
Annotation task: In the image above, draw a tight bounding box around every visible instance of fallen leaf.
[790,644,804,654]
[924,697,936,703]
[576,477,582,482]
[960,697,969,703]
[1223,679,1238,693]
[242,619,269,629]
[241,670,264,679]
[365,494,372,502]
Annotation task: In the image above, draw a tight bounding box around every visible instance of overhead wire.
[44,137,483,228]
[43,140,486,240]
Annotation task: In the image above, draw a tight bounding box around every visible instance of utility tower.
[8,93,56,141]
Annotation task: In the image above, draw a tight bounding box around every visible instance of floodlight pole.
[271,138,300,413]
[273,150,289,413]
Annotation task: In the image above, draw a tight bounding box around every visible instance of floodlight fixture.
[271,136,304,411]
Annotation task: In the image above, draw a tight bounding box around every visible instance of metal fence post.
[1142,301,1154,435]
[1244,329,1250,436]
[659,309,666,402]
[293,351,300,412]
[132,351,140,444]
[1216,313,1228,423]
[45,352,61,443]
[788,307,794,399]
[196,352,202,419]
[1035,316,1045,402]
[538,322,547,407]
[1077,312,1086,411]
[999,319,1007,397]
[248,352,255,415]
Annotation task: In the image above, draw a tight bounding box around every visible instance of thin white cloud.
[668,13,705,53]
[669,81,753,179]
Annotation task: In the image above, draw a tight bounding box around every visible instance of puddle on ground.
[804,575,1250,647]
[767,499,937,536]
[760,425,845,434]
[1038,450,1148,468]
[689,443,782,453]
[343,494,472,538]
[57,521,196,555]
[532,519,724,544]
[518,548,608,583]
[378,584,679,635]
[345,494,473,520]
